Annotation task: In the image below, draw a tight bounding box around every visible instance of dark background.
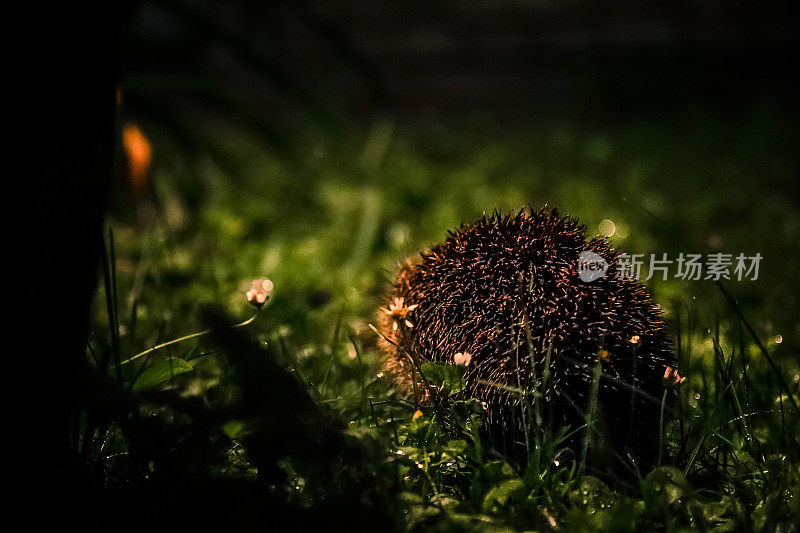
[123,0,797,119]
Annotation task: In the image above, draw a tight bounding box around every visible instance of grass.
[84,107,799,530]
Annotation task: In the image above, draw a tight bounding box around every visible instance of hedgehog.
[378,208,674,470]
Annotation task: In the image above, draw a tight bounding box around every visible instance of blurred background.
[108,0,799,351]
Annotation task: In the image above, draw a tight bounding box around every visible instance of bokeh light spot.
[599,219,616,237]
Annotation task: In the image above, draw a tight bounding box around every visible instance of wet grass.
[85,108,799,530]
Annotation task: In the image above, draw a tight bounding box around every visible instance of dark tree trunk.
[8,2,121,519]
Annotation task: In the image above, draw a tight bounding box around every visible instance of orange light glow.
[123,123,152,195]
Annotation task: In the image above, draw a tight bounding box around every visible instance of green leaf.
[443,439,468,457]
[222,420,246,439]
[482,478,526,513]
[687,498,737,532]
[133,359,194,392]
[420,362,465,395]
[471,461,518,502]
[567,476,615,511]
[642,466,690,510]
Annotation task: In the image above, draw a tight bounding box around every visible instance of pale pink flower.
[246,278,274,307]
[663,366,686,387]
[454,352,472,366]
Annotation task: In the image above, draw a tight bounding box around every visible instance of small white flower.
[381,296,418,331]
